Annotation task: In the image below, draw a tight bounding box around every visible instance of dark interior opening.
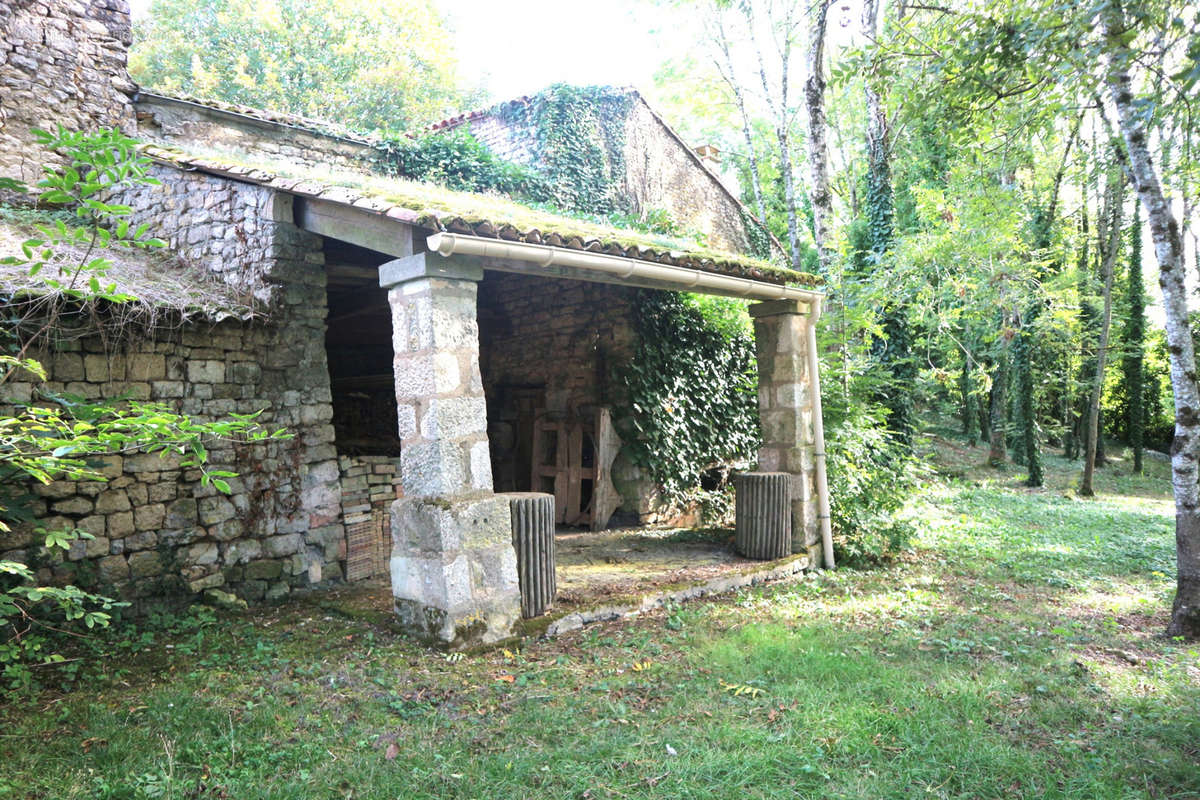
[323,239,401,456]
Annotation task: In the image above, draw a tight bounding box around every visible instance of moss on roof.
[143,145,823,289]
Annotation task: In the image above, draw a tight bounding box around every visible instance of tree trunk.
[710,10,768,225]
[1105,6,1200,638]
[977,377,990,445]
[960,346,974,439]
[1081,173,1125,496]
[988,345,1009,467]
[1124,204,1146,474]
[802,0,833,274]
[862,0,913,447]
[749,1,802,269]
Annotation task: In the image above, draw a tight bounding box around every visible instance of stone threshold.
[519,553,812,639]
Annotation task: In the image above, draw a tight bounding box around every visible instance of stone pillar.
[382,253,520,647]
[749,299,819,562]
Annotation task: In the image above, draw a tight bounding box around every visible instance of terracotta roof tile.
[142,145,821,288]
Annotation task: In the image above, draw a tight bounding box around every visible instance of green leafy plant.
[375,128,551,203]
[823,404,923,566]
[618,290,758,505]
[0,127,285,694]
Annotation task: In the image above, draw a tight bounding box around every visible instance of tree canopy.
[129,0,481,133]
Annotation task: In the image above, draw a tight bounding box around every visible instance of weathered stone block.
[134,503,165,531]
[187,360,225,384]
[53,496,93,515]
[208,519,243,541]
[198,495,236,525]
[97,555,129,584]
[107,511,135,538]
[165,497,198,527]
[128,551,164,579]
[244,559,283,580]
[389,494,519,647]
[263,533,303,557]
[128,354,166,381]
[94,489,130,514]
[185,542,218,566]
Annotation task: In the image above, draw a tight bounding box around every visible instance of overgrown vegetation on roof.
[146,144,822,287]
[0,204,258,331]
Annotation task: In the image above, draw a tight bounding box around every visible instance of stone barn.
[0,0,829,646]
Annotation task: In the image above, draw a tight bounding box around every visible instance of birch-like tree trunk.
[709,8,768,225]
[748,1,803,269]
[802,0,833,273]
[1081,172,1125,496]
[1104,5,1200,638]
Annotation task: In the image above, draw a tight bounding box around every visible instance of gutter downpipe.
[806,297,835,569]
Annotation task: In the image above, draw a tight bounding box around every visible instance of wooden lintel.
[326,263,383,282]
[295,197,413,258]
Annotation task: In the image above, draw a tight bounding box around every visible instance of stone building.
[0,0,828,646]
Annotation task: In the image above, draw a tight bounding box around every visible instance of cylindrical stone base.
[508,493,556,618]
[734,472,792,560]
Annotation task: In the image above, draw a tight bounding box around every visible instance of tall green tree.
[130,0,479,133]
[1122,205,1146,474]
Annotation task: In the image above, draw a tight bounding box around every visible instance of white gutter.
[426,232,822,302]
[806,297,835,569]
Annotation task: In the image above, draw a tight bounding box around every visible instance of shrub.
[824,404,923,566]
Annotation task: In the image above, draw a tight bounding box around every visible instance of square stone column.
[749,299,819,561]
[382,253,520,647]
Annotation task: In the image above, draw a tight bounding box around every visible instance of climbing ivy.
[374,129,551,203]
[617,291,759,502]
[501,84,634,216]
[740,208,774,261]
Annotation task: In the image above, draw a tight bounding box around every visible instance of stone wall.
[478,272,638,416]
[622,99,758,257]
[0,0,137,184]
[478,271,643,508]
[134,93,379,175]
[0,165,348,605]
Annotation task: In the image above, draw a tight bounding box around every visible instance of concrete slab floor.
[554,526,759,607]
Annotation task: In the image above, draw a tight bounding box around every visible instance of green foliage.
[0,128,285,695]
[376,129,551,203]
[823,404,922,566]
[129,0,478,133]
[618,291,758,503]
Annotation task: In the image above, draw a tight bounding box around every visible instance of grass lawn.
[2,426,1199,799]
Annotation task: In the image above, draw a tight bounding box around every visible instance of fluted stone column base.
[734,472,792,560]
[507,492,556,618]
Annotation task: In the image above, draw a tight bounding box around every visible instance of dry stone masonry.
[0,0,136,184]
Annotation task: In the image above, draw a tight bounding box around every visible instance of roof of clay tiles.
[134,87,793,272]
[0,211,258,321]
[427,95,534,133]
[142,144,822,288]
[134,91,380,145]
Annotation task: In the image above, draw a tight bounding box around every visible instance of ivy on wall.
[617,290,759,501]
[374,129,552,203]
[500,84,634,216]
